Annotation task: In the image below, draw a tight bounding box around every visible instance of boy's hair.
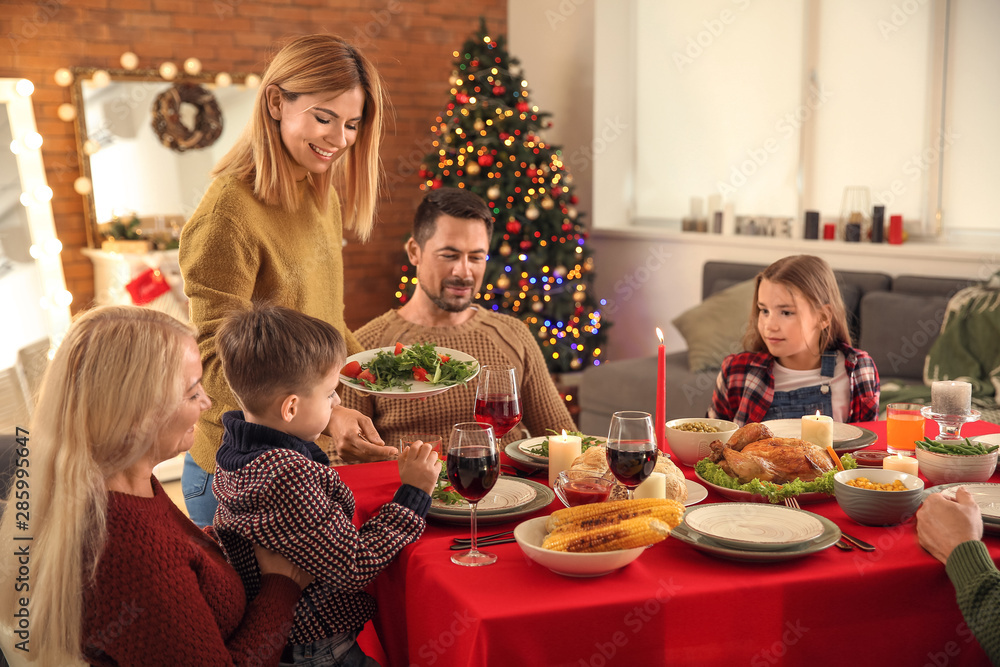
[412,187,494,247]
[742,254,852,353]
[217,305,347,414]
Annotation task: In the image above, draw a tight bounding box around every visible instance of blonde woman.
[179,34,398,527]
[0,307,310,666]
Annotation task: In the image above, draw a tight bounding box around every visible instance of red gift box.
[126,268,171,305]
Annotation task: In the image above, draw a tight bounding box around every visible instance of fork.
[783,497,853,551]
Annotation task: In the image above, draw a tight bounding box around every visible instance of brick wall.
[1,0,506,330]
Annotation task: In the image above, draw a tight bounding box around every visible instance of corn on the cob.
[542,516,671,552]
[546,498,684,535]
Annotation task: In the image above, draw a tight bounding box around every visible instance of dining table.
[339,420,1000,667]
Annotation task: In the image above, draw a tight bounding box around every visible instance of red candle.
[888,215,903,244]
[655,327,666,453]
[823,223,836,240]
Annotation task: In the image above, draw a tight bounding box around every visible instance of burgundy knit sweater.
[81,477,301,666]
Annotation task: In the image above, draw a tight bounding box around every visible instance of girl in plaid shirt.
[708,255,880,426]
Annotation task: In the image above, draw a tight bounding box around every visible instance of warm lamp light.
[183,57,202,75]
[215,72,232,87]
[159,62,178,80]
[43,238,63,255]
[15,79,34,97]
[83,139,100,155]
[91,70,111,88]
[57,103,76,121]
[120,51,139,70]
[54,68,74,86]
[53,290,74,308]
[244,73,261,88]
[23,132,43,150]
[73,176,92,195]
[33,185,53,203]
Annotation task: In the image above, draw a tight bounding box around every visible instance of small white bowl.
[513,516,645,577]
[665,418,739,467]
[833,469,924,526]
[915,444,998,485]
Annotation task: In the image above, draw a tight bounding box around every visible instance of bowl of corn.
[665,418,739,467]
[833,468,924,526]
[514,499,683,577]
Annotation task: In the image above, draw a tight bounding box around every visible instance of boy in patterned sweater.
[211,305,440,666]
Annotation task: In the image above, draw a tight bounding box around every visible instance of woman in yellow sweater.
[179,35,397,527]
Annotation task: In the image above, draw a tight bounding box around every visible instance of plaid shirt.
[708,342,880,426]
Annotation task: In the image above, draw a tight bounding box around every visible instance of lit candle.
[633,471,667,499]
[883,454,919,477]
[931,380,972,415]
[548,430,583,487]
[801,411,833,449]
[656,327,667,453]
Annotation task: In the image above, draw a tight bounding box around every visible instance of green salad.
[694,454,857,503]
[432,467,465,505]
[343,342,478,392]
[525,429,604,457]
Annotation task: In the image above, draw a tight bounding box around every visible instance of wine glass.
[473,365,522,438]
[605,411,658,500]
[447,422,501,566]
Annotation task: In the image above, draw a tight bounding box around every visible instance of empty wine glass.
[605,411,657,500]
[473,365,522,438]
[447,422,500,566]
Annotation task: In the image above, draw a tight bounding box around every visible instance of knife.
[449,537,516,550]
[839,531,876,552]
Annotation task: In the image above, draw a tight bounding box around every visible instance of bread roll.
[569,446,688,503]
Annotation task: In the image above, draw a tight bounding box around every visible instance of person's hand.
[916,487,983,564]
[253,543,314,590]
[324,406,397,463]
[398,441,442,496]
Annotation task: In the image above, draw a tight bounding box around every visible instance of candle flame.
[655,327,663,343]
[815,410,821,417]
[561,429,567,437]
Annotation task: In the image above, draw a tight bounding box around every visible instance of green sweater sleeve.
[945,540,1000,664]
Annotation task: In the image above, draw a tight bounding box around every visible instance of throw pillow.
[672,279,755,373]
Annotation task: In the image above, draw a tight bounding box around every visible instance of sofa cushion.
[671,279,755,372]
[892,275,971,298]
[859,291,949,380]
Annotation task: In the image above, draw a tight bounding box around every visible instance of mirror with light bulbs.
[69,66,258,248]
[0,78,71,411]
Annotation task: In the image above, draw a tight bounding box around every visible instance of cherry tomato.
[438,353,450,363]
[412,367,429,382]
[358,369,377,384]
[341,361,362,378]
[394,342,405,355]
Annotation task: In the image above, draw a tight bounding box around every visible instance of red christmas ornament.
[492,85,505,95]
[562,222,572,232]
[430,178,443,190]
[477,154,493,167]
[527,168,538,178]
[552,186,562,196]
[575,305,584,316]
[519,240,532,250]
[506,220,522,234]
[418,168,429,179]
[516,101,529,112]
[499,132,510,141]
[470,59,479,67]
[570,195,579,204]
[456,92,470,104]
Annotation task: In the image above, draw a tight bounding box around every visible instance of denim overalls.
[762,352,837,420]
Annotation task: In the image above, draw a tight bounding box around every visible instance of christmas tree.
[400,19,609,374]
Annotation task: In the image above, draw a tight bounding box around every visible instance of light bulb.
[20,192,33,207]
[159,62,178,80]
[83,139,100,155]
[43,238,63,255]
[15,79,34,96]
[120,51,139,70]
[244,73,261,88]
[23,132,43,150]
[215,72,232,87]
[29,244,42,259]
[183,57,202,75]
[91,70,111,88]
[54,68,73,86]
[9,139,23,155]
[33,185,53,203]
[73,176,92,195]
[54,290,74,308]
[57,103,76,122]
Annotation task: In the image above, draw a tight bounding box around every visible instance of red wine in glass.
[607,446,657,487]
[446,446,500,502]
[473,395,523,438]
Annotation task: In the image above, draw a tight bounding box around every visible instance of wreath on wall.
[150,83,223,153]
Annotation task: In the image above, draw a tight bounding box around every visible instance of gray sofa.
[579,260,971,436]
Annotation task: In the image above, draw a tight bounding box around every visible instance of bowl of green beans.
[914,437,999,484]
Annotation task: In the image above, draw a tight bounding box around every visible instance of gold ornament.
[466,162,480,175]
[573,290,586,302]
[496,274,510,289]
[499,242,512,256]
[567,206,578,220]
[474,118,485,131]
[525,205,539,220]
[487,185,501,200]
[532,301,544,312]
[541,197,554,210]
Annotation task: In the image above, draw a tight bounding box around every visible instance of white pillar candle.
[931,381,972,415]
[883,454,919,477]
[548,431,583,487]
[633,472,667,499]
[801,413,833,449]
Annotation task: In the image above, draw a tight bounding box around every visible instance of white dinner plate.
[431,477,537,512]
[427,477,555,525]
[340,346,479,398]
[761,419,877,452]
[683,503,825,551]
[927,482,1000,522]
[671,515,841,562]
[684,479,708,506]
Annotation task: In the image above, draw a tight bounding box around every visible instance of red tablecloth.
[340,421,1000,667]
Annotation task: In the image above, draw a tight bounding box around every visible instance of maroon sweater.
[81,477,301,666]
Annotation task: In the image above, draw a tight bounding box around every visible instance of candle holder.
[920,406,981,441]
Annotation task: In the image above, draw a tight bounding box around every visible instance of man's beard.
[422,278,475,313]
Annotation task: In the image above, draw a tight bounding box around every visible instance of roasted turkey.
[708,423,835,485]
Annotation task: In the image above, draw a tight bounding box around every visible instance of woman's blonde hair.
[742,254,852,354]
[0,306,194,664]
[213,34,386,241]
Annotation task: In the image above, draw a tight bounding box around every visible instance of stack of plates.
[671,503,842,562]
[428,477,554,525]
[926,483,1000,535]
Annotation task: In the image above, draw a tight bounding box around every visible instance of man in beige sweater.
[342,188,575,453]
